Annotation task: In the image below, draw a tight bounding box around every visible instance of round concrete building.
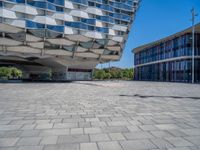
[0,0,139,80]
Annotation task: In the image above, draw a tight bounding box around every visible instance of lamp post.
[191,8,198,83]
[191,8,197,83]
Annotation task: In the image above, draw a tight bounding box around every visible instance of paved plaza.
[0,81,200,150]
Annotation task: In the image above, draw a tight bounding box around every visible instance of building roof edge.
[132,22,200,53]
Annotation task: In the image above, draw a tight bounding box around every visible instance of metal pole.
[191,8,198,83]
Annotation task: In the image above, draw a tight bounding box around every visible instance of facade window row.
[135,33,200,65]
[134,59,200,83]
[4,0,135,13]
[1,1,132,26]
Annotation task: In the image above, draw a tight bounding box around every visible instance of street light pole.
[191,8,198,83]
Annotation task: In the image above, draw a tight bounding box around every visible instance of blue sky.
[98,0,200,68]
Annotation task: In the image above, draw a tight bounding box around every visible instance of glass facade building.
[133,24,200,83]
[0,0,139,80]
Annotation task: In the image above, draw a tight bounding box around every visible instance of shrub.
[93,67,134,80]
[0,67,22,79]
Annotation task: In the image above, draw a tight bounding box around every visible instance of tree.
[0,67,12,79]
[93,69,106,79]
[10,67,22,79]
[0,67,22,79]
[93,67,134,80]
[104,72,111,79]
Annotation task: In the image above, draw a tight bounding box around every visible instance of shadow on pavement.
[119,94,200,100]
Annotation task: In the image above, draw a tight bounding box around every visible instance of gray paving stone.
[70,128,83,135]
[0,125,22,131]
[78,122,91,128]
[139,125,158,131]
[109,133,126,140]
[123,131,154,140]
[91,122,107,127]
[40,136,58,145]
[150,131,173,138]
[0,147,17,150]
[90,133,110,142]
[35,120,50,124]
[16,137,41,146]
[0,138,19,147]
[2,131,22,138]
[138,119,155,125]
[54,123,78,129]
[20,130,40,137]
[154,119,177,124]
[150,138,174,149]
[84,127,102,134]
[1,81,200,150]
[21,124,36,130]
[126,125,141,132]
[165,137,194,147]
[57,135,89,144]
[98,141,122,150]
[50,119,62,123]
[180,129,200,136]
[189,146,200,150]
[102,126,129,133]
[107,121,130,126]
[39,129,70,136]
[44,143,79,150]
[17,146,44,150]
[63,118,84,123]
[0,120,11,125]
[168,147,192,150]
[184,136,200,146]
[35,123,53,129]
[85,118,99,122]
[80,143,98,150]
[10,120,34,125]
[167,129,188,137]
[155,124,179,130]
[120,139,157,150]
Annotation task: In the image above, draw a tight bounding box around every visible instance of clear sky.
[98,0,200,69]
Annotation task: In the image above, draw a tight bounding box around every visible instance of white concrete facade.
[0,0,140,80]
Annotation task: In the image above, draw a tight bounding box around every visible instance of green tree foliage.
[93,69,106,79]
[0,67,22,79]
[10,67,22,78]
[93,67,134,80]
[0,67,11,79]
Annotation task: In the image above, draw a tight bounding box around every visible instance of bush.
[93,67,134,80]
[0,67,11,79]
[93,69,106,79]
[0,67,22,79]
[10,67,22,79]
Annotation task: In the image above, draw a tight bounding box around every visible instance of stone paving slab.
[0,81,200,150]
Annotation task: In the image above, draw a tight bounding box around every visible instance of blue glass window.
[47,3,64,12]
[96,15,114,23]
[6,0,25,3]
[81,18,95,25]
[70,0,88,5]
[27,1,46,9]
[47,0,64,6]
[26,20,45,29]
[96,27,108,33]
[47,25,64,32]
